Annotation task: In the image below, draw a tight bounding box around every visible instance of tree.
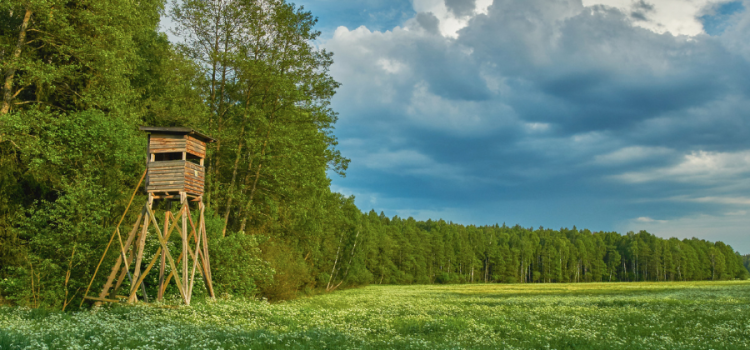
[171,0,348,235]
[0,0,172,308]
[605,247,621,282]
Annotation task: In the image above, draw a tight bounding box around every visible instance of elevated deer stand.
[82,127,216,306]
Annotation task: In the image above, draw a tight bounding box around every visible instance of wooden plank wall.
[186,136,206,158]
[149,134,206,159]
[147,160,205,196]
[150,135,187,154]
[184,161,205,195]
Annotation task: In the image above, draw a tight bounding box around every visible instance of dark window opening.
[154,152,182,161]
[186,153,202,165]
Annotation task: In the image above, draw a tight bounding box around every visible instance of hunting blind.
[143,127,210,197]
[82,127,216,306]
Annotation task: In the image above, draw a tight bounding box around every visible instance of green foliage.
[210,233,273,299]
[0,0,174,308]
[434,273,457,284]
[313,220,749,289]
[0,108,143,308]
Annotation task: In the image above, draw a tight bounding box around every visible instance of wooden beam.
[181,193,188,302]
[128,245,162,303]
[187,204,203,302]
[199,202,214,298]
[160,207,198,298]
[157,211,170,301]
[146,205,188,304]
[81,170,147,307]
[98,207,144,302]
[130,206,150,298]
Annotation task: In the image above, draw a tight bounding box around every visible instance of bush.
[434,273,457,284]
[257,241,311,301]
[209,233,273,299]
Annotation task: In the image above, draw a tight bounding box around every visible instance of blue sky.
[285,0,750,253]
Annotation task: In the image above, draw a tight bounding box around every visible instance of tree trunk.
[238,117,274,233]
[234,147,258,221]
[340,229,361,283]
[209,30,231,211]
[205,16,221,210]
[220,124,246,237]
[326,232,344,291]
[1,8,32,116]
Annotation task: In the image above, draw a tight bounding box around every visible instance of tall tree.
[0,0,175,308]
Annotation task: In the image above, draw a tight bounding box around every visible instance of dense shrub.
[209,233,273,299]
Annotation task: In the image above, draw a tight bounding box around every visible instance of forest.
[0,0,747,309]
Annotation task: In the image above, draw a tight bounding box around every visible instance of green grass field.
[2,281,749,349]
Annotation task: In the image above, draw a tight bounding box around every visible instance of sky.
[164,1,750,253]
[282,0,750,254]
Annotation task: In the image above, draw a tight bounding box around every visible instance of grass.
[1,281,750,349]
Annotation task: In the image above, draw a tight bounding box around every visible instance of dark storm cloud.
[630,0,655,21]
[321,0,750,252]
[461,3,747,134]
[445,0,477,17]
[416,12,441,35]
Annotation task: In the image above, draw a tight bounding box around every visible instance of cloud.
[700,1,746,35]
[359,148,466,179]
[594,146,674,165]
[315,0,750,252]
[416,12,441,34]
[635,216,667,223]
[673,196,750,205]
[630,0,655,22]
[405,82,517,135]
[613,150,750,184]
[410,0,493,37]
[716,1,750,61]
[445,0,477,17]
[583,0,731,36]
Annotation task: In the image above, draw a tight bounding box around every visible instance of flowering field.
[1,281,749,349]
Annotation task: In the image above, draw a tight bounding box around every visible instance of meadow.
[1,281,749,349]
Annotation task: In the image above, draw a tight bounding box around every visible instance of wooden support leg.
[187,206,201,302]
[157,211,170,302]
[111,241,136,299]
[98,208,144,302]
[158,208,185,298]
[80,170,147,307]
[155,203,211,304]
[127,205,181,304]
[181,193,189,304]
[200,201,215,298]
[146,205,188,304]
[130,196,152,302]
[185,201,213,300]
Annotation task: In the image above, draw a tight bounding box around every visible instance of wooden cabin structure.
[141,127,214,198]
[82,127,216,307]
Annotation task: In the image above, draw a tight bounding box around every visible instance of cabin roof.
[139,126,216,143]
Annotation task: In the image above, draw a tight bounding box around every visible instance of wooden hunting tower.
[82,127,216,307]
[141,126,215,198]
